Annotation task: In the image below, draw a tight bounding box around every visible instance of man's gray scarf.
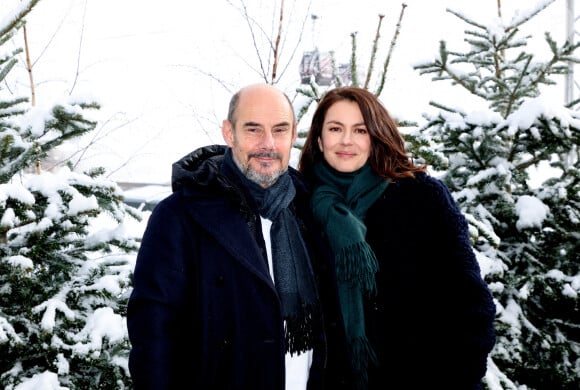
[221,149,319,355]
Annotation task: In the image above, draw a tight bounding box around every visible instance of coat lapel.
[184,196,276,290]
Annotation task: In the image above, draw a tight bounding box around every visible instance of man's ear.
[292,122,298,144]
[222,120,234,147]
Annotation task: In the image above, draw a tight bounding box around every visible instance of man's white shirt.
[261,217,313,390]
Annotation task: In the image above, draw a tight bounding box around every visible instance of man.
[127,84,350,389]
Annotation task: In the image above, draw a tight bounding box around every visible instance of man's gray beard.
[233,159,286,188]
[245,166,284,187]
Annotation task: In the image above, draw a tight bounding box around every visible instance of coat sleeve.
[426,177,497,388]
[127,198,198,389]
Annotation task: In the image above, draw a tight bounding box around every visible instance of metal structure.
[565,0,579,104]
[299,13,350,86]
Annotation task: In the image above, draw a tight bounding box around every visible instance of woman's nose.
[340,130,352,144]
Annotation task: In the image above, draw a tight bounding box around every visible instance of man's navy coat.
[127,145,349,389]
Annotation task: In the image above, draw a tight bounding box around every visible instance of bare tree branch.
[225,0,312,84]
[271,0,284,83]
[69,0,88,94]
[22,25,36,106]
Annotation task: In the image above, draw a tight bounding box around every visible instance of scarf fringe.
[284,307,316,356]
[336,241,379,294]
[350,335,377,390]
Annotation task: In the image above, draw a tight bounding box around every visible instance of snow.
[13,371,66,390]
[29,170,100,216]
[507,96,580,133]
[0,317,21,344]
[34,299,75,332]
[546,269,580,298]
[515,195,550,230]
[72,307,126,353]
[2,0,576,389]
[4,255,33,270]
[0,183,35,205]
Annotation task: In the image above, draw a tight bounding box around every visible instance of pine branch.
[0,0,41,39]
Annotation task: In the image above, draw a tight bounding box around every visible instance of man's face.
[222,87,297,188]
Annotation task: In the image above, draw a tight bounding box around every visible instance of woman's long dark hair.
[298,87,426,182]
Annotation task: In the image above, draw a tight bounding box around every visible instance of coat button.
[219,338,230,350]
[216,275,225,286]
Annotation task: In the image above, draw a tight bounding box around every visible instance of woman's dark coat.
[127,145,348,389]
[321,173,497,390]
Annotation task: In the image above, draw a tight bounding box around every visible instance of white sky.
[6,0,572,185]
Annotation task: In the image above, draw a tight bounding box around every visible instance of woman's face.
[318,100,371,173]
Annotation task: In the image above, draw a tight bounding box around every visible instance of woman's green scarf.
[311,160,388,388]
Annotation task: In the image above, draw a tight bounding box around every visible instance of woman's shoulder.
[390,172,449,193]
[381,173,458,212]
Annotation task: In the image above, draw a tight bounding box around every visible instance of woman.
[299,87,496,390]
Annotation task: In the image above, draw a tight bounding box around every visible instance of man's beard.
[245,165,283,187]
[237,151,286,188]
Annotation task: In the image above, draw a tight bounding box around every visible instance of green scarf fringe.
[335,241,379,294]
[350,335,378,390]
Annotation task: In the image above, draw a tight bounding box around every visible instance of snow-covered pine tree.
[0,1,141,388]
[408,2,580,389]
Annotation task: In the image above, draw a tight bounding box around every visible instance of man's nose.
[261,131,275,148]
